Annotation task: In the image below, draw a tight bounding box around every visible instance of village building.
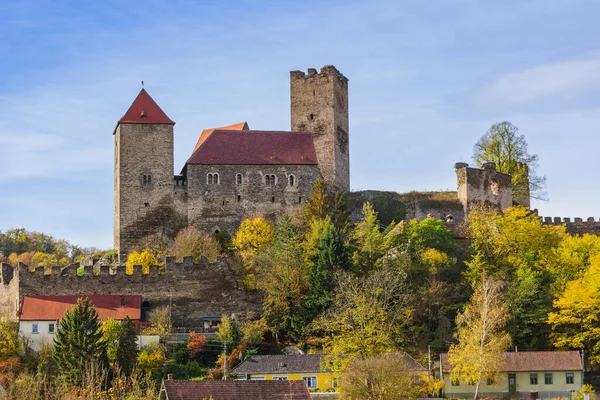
[440,351,584,399]
[159,379,312,400]
[19,295,143,350]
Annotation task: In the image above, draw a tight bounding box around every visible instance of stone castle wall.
[455,162,513,214]
[0,257,262,327]
[186,164,320,234]
[291,66,350,191]
[540,216,600,236]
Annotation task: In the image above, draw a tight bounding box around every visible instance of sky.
[1,0,599,249]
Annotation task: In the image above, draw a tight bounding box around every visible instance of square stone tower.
[290,66,350,191]
[114,89,176,261]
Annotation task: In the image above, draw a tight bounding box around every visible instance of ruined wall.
[115,123,175,261]
[185,164,320,234]
[541,217,600,236]
[291,66,350,191]
[455,162,512,214]
[0,257,262,326]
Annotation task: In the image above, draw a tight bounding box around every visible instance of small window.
[299,196,302,204]
[302,376,317,388]
[237,195,241,202]
[32,323,39,334]
[265,174,276,186]
[545,373,553,385]
[289,175,295,186]
[142,174,152,187]
[530,373,538,385]
[486,377,495,385]
[214,173,219,184]
[566,372,574,384]
[208,174,213,184]
[236,174,242,185]
[273,376,288,381]
[271,196,275,203]
[48,323,55,333]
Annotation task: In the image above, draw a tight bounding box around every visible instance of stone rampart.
[0,256,261,326]
[540,216,600,236]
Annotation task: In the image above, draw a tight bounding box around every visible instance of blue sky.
[1,0,599,249]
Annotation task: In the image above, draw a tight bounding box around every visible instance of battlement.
[290,65,348,83]
[540,216,600,236]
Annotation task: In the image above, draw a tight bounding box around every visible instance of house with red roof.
[19,295,143,350]
[114,66,349,260]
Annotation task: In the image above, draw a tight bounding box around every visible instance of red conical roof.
[118,88,175,125]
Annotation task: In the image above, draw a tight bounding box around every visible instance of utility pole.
[428,345,431,372]
[223,341,228,378]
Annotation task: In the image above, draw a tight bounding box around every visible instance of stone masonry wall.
[115,123,175,261]
[0,257,262,326]
[540,216,600,236]
[455,162,513,214]
[186,164,320,234]
[290,66,350,191]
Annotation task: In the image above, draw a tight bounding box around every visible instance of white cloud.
[479,59,600,104]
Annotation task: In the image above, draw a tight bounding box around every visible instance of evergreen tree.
[116,316,139,376]
[53,297,107,384]
[303,224,348,322]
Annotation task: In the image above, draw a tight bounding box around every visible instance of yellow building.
[230,354,335,392]
[440,351,584,399]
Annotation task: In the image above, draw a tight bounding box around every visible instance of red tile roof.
[162,380,312,400]
[118,88,175,125]
[441,351,582,372]
[187,130,318,165]
[193,122,249,153]
[20,295,141,321]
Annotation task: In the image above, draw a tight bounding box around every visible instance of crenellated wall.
[0,257,262,326]
[540,216,600,236]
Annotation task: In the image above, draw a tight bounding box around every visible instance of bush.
[185,360,202,378]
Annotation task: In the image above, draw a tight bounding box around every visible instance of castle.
[114,66,349,261]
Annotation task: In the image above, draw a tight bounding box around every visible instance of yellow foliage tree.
[0,317,20,361]
[125,250,157,274]
[548,253,600,365]
[173,226,221,263]
[231,217,274,290]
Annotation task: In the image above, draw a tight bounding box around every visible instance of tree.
[473,121,547,200]
[125,250,157,274]
[137,342,165,380]
[53,297,107,384]
[318,264,412,377]
[0,316,20,361]
[187,331,208,356]
[339,353,421,400]
[116,316,139,376]
[304,177,349,233]
[101,318,121,366]
[548,253,600,365]
[173,226,221,263]
[216,315,241,346]
[231,217,274,290]
[142,306,172,337]
[448,274,511,400]
[351,202,385,275]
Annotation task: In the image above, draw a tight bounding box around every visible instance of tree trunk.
[473,381,480,400]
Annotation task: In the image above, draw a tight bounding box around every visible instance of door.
[508,374,516,393]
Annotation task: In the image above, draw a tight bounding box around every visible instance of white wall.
[19,320,58,351]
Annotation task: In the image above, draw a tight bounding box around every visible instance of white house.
[19,295,142,350]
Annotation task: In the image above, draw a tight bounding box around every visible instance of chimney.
[167,374,173,381]
[120,295,125,308]
[245,373,251,380]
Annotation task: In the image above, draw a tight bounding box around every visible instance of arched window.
[265,174,276,186]
[207,173,220,185]
[288,175,295,186]
[236,174,242,185]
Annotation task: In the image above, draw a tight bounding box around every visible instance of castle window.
[265,174,276,186]
[236,174,242,185]
[142,174,152,187]
[289,175,295,186]
[207,173,220,185]
[271,196,275,203]
[309,113,314,120]
[299,196,302,204]
[237,195,241,202]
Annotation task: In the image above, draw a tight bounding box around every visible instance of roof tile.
[118,88,175,125]
[20,295,141,321]
[162,380,311,400]
[193,122,249,153]
[441,351,582,372]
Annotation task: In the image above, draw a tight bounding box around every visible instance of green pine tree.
[53,297,108,384]
[116,316,139,376]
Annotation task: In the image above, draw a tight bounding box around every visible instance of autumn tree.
[0,316,20,361]
[548,253,600,365]
[187,331,208,356]
[53,298,108,384]
[216,315,242,346]
[125,250,157,274]
[304,177,349,233]
[142,306,172,337]
[351,202,385,275]
[319,263,412,377]
[260,215,309,341]
[173,226,221,263]
[339,353,421,400]
[231,217,274,290]
[448,274,511,400]
[473,121,546,200]
[116,316,139,376]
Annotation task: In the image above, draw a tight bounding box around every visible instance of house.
[159,379,312,400]
[19,295,142,350]
[440,351,584,399]
[230,354,335,391]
